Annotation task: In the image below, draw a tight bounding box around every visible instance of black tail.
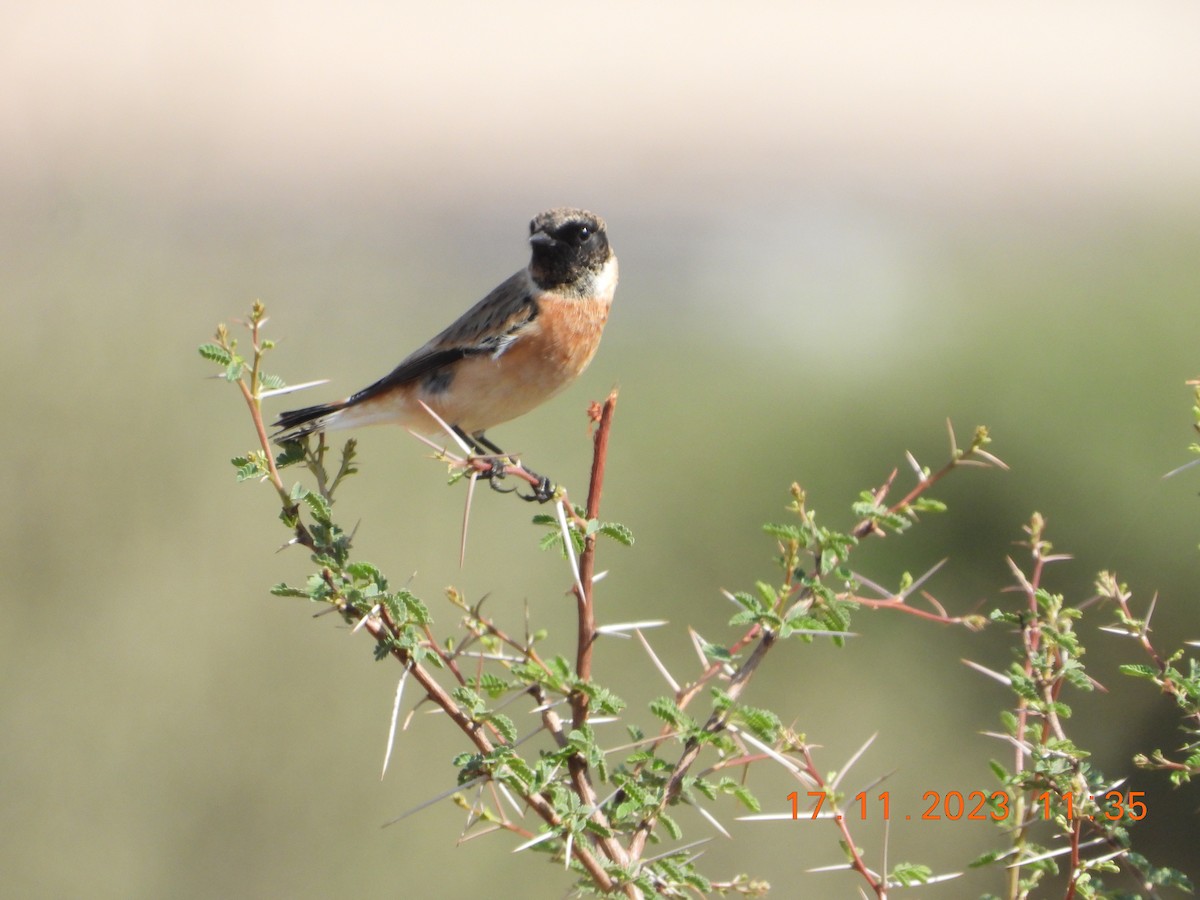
[272,401,345,441]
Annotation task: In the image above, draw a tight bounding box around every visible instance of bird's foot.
[480,457,517,494]
[517,473,556,504]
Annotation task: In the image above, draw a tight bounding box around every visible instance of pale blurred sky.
[3,0,1199,217]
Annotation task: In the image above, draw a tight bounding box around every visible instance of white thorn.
[634,628,681,693]
[381,667,410,780]
[257,378,330,400]
[556,499,585,599]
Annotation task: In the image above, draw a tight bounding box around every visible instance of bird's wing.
[344,270,539,407]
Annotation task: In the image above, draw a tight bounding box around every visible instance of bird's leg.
[470,432,507,456]
[519,474,556,504]
[454,428,515,493]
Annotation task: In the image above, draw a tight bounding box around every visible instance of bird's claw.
[518,476,556,504]
[472,451,554,503]
[482,458,517,494]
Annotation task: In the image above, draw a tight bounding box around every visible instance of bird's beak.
[529,230,555,248]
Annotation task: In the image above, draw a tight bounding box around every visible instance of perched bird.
[273,208,617,482]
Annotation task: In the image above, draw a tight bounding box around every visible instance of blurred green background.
[3,2,1199,897]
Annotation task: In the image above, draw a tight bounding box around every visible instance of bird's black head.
[527,208,612,292]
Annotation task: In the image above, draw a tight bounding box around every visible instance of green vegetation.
[203,304,1198,898]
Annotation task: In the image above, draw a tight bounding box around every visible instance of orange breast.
[420,294,611,435]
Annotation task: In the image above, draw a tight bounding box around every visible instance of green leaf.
[731,785,761,812]
[501,755,536,790]
[347,561,386,588]
[889,863,933,886]
[477,673,508,699]
[270,582,309,598]
[453,751,484,776]
[1118,664,1159,681]
[598,521,634,546]
[683,872,712,893]
[970,848,1008,868]
[1044,737,1088,758]
[548,656,573,682]
[612,774,651,809]
[451,687,485,716]
[851,499,886,520]
[1138,857,1194,891]
[574,681,626,715]
[583,818,615,839]
[232,456,263,482]
[762,522,801,541]
[649,697,693,731]
[274,441,306,469]
[484,713,517,744]
[698,640,733,664]
[692,778,718,801]
[728,591,764,615]
[1009,671,1039,701]
[303,490,333,524]
[659,812,682,841]
[198,342,232,365]
[738,706,782,743]
[394,590,431,625]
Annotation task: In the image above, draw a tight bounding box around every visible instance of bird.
[273,208,617,495]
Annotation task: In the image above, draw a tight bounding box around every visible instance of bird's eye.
[573,225,592,244]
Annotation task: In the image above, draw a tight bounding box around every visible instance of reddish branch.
[231,340,630,892]
[230,310,1002,897]
[358,612,623,893]
[574,391,618,721]
[794,743,889,898]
